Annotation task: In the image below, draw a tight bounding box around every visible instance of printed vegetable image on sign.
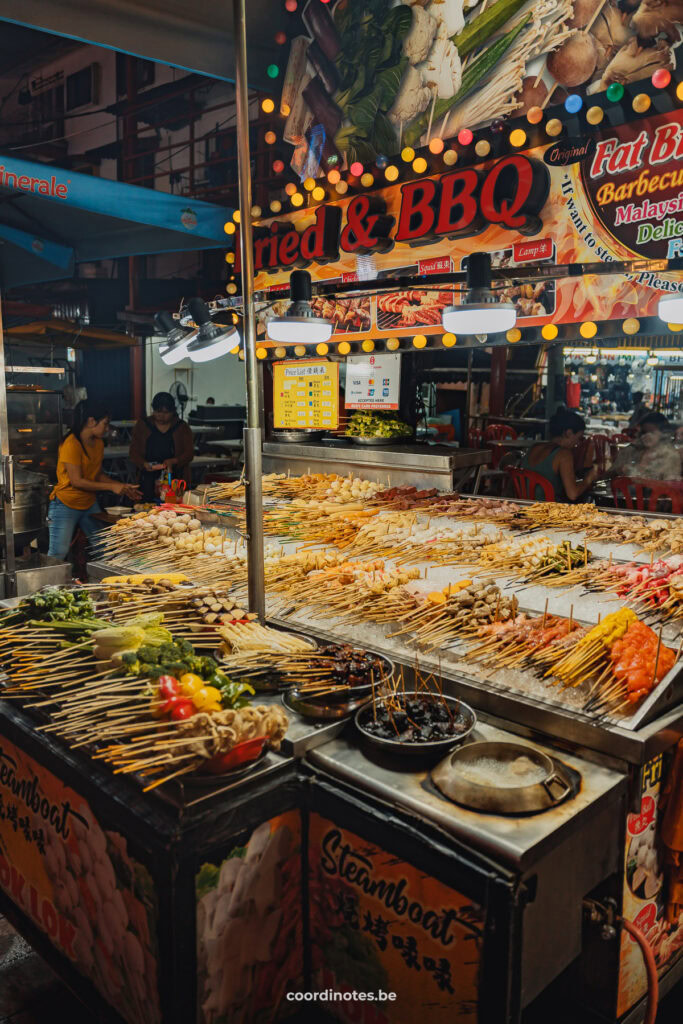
[277,0,683,179]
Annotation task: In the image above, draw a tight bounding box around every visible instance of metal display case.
[6,386,62,477]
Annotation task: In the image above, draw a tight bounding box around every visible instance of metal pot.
[431,741,572,814]
[2,469,48,543]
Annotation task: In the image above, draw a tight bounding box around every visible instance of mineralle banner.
[252,107,683,339]
[277,0,683,178]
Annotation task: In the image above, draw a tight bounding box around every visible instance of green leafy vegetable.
[196,863,220,900]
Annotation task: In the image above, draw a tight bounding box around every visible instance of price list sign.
[273,359,339,430]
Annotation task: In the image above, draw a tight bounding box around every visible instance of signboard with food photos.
[248,105,683,338]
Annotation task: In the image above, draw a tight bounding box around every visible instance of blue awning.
[0,154,232,287]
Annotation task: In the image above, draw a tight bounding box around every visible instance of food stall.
[32,486,669,1024]
[2,4,683,1024]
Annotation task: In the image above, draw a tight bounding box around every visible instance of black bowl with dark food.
[355,690,476,757]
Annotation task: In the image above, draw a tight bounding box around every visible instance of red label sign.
[513,239,553,262]
[418,256,452,275]
[631,903,657,939]
[627,795,656,835]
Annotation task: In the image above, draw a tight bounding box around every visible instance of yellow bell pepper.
[180,673,204,696]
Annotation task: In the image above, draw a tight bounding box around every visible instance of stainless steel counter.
[308,724,625,871]
[261,441,490,491]
[308,725,627,1008]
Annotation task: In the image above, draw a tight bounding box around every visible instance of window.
[66,65,99,111]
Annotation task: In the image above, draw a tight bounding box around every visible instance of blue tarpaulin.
[0,153,233,287]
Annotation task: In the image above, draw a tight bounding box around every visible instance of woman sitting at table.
[129,392,194,501]
[520,410,599,501]
[48,400,141,559]
[611,412,681,481]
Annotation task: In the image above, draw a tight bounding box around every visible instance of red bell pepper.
[202,737,266,774]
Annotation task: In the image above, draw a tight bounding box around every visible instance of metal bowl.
[284,651,394,717]
[431,741,572,814]
[354,690,476,758]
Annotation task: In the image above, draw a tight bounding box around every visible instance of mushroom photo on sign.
[278,0,683,176]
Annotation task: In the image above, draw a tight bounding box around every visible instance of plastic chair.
[505,467,556,501]
[611,477,683,513]
[468,427,483,450]
[485,423,518,442]
[589,434,612,473]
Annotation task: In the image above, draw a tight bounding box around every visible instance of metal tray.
[347,434,412,445]
[273,430,324,443]
[354,691,476,758]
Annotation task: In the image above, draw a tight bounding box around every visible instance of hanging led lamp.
[184,298,240,362]
[155,312,192,366]
[657,294,683,323]
[266,270,334,344]
[442,252,516,335]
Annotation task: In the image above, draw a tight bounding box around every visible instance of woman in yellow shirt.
[48,400,140,559]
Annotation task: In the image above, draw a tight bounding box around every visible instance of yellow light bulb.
[586,106,604,125]
[312,186,326,201]
[225,252,235,263]
[442,333,456,347]
[256,347,268,359]
[386,338,400,351]
[401,147,415,163]
[230,345,241,355]
[622,317,640,335]
[274,346,287,358]
[232,210,241,223]
[238,350,245,360]
[412,334,427,349]
[506,328,521,343]
[677,82,683,102]
[442,149,457,166]
[580,321,598,339]
[412,157,427,174]
[294,345,306,356]
[362,339,375,352]
[474,140,490,158]
[291,192,304,207]
[303,177,316,192]
[541,324,558,341]
[335,180,349,195]
[509,129,526,148]
[251,205,262,218]
[338,341,351,355]
[632,94,650,114]
[385,165,399,182]
[261,98,275,114]
[327,169,341,185]
[668,323,683,331]
[429,138,444,154]
[226,283,237,295]
[361,172,374,188]
[316,343,329,356]
[270,199,282,213]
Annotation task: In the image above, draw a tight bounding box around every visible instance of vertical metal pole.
[233,0,265,620]
[464,348,473,442]
[0,295,17,595]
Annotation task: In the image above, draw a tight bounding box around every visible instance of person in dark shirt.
[129,392,194,501]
